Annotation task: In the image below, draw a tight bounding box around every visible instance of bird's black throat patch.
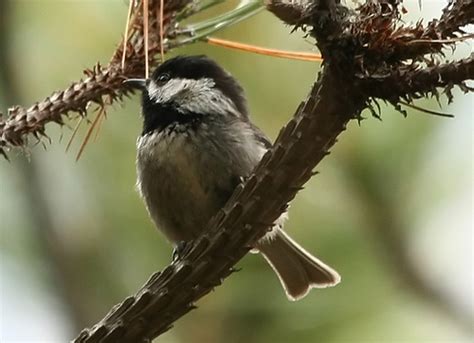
[141,93,203,135]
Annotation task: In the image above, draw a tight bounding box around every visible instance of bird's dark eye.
[157,73,170,83]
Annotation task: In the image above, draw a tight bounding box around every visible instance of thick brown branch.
[74,1,367,340]
[74,64,363,343]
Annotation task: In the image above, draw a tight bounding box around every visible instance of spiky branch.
[0,0,191,158]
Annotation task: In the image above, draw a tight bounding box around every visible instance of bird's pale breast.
[136,120,266,244]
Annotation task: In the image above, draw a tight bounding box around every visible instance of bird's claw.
[172,240,193,262]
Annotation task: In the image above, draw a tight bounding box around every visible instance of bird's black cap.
[150,55,248,117]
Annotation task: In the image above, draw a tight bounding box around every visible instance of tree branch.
[431,0,474,38]
[0,0,191,158]
[74,58,363,343]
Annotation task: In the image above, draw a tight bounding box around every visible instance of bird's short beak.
[123,78,147,89]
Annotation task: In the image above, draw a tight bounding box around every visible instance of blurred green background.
[0,1,472,342]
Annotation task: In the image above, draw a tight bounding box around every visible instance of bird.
[125,55,340,300]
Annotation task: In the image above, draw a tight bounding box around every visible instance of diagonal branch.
[74,57,363,343]
[74,1,473,341]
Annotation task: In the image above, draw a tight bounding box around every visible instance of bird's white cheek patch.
[147,78,215,104]
[147,77,240,116]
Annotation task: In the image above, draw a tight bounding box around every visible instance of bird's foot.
[172,240,193,262]
[239,175,249,184]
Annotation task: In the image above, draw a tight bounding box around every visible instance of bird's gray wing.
[249,122,273,150]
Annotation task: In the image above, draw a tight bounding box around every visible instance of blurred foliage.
[0,1,472,342]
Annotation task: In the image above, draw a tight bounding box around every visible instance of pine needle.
[121,0,135,70]
[143,0,150,78]
[93,109,106,142]
[206,37,323,62]
[400,101,454,118]
[159,0,165,62]
[408,33,474,45]
[76,107,105,161]
[65,116,83,153]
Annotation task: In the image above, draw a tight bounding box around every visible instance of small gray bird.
[127,55,340,300]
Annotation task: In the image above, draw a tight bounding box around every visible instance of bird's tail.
[256,229,340,301]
